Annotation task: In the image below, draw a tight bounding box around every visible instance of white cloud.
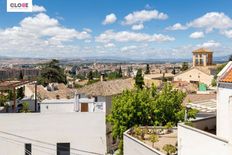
[121,45,137,52]
[102,13,117,25]
[104,43,115,48]
[19,13,91,42]
[83,28,92,33]
[122,9,168,26]
[166,12,232,34]
[0,13,91,57]
[189,31,204,39]
[32,5,46,12]
[84,40,92,43]
[95,30,174,43]
[166,23,187,30]
[198,40,221,48]
[187,12,232,32]
[132,24,144,30]
[221,29,232,38]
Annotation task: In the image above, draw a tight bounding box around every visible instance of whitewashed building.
[178,61,232,155]
[0,78,134,155]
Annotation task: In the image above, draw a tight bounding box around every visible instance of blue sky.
[0,0,232,59]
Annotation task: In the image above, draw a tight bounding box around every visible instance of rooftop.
[186,99,216,113]
[77,78,134,96]
[183,94,216,105]
[192,48,213,53]
[220,68,232,83]
[0,80,35,90]
[126,126,177,154]
[26,83,75,100]
[144,73,174,80]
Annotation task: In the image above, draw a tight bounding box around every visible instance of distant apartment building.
[0,68,40,80]
[174,48,217,87]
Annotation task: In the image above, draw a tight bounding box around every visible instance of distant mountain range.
[0,55,229,65]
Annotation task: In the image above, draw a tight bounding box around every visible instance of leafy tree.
[20,102,31,113]
[181,62,189,71]
[145,64,150,74]
[149,134,159,148]
[93,70,100,78]
[37,59,67,86]
[107,83,193,154]
[17,87,24,99]
[7,90,14,100]
[135,69,144,89]
[87,71,93,81]
[211,78,217,87]
[0,95,7,107]
[107,71,121,80]
[163,144,176,155]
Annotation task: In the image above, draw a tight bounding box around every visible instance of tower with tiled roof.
[192,48,213,67]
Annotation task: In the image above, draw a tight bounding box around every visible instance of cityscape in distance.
[0,0,232,155]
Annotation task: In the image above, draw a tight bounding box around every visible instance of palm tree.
[20,102,31,113]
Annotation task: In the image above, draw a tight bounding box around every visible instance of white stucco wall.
[174,68,213,86]
[40,99,76,113]
[217,86,232,142]
[0,113,106,155]
[40,98,106,113]
[124,132,164,155]
[178,124,230,155]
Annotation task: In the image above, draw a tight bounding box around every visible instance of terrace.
[124,126,177,155]
[0,80,37,112]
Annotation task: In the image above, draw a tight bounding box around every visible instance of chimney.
[100,73,105,82]
[74,92,80,112]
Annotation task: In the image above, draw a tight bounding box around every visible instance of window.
[57,143,70,155]
[94,96,98,102]
[25,143,31,155]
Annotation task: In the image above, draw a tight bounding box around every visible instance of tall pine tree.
[135,69,144,89]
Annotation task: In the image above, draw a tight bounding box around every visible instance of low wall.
[124,130,164,155]
[191,116,216,131]
[0,112,106,155]
[178,123,230,155]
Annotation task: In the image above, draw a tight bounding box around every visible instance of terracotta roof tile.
[192,48,212,53]
[220,69,232,83]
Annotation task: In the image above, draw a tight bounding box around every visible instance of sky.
[0,0,232,59]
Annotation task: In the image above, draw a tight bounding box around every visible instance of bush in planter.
[164,122,173,133]
[149,134,159,148]
[133,126,142,139]
[163,144,176,155]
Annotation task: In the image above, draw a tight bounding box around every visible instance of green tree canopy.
[87,70,93,81]
[107,83,196,154]
[37,59,67,86]
[181,62,189,71]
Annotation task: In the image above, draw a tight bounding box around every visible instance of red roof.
[220,69,232,83]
